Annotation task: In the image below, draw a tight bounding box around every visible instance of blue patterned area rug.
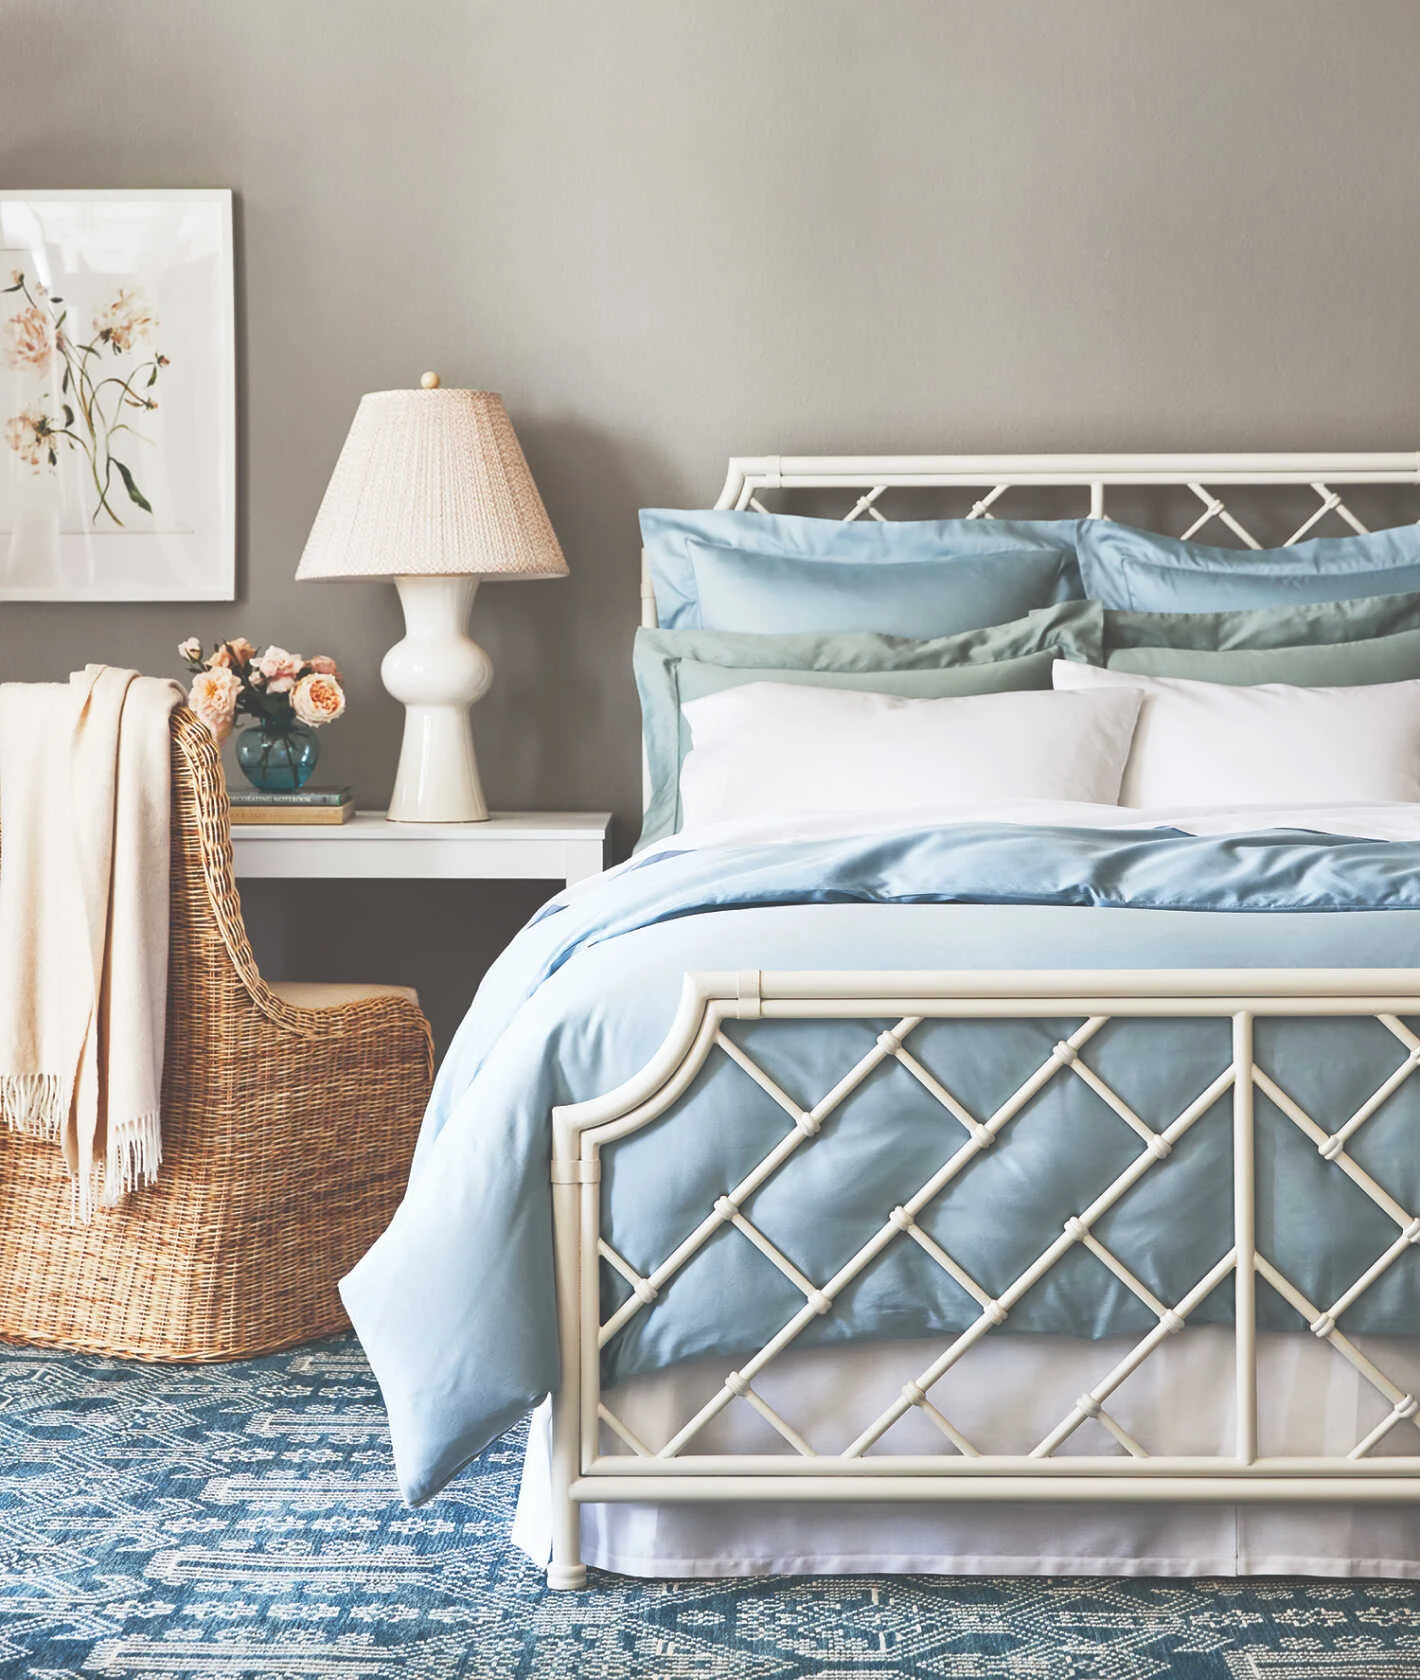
[3,1339,1420,1679]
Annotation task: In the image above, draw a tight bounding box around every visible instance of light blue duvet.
[341,824,1420,1503]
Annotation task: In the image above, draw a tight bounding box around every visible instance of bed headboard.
[640,452,1420,629]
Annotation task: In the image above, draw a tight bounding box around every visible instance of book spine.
[226,788,351,807]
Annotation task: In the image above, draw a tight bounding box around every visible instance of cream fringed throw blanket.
[0,666,185,1219]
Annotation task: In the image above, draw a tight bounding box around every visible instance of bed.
[341,451,1420,1589]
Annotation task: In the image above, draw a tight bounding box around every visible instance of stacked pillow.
[1053,661,1420,808]
[1077,520,1420,612]
[637,505,1420,842]
[678,681,1144,832]
[641,508,1082,636]
[1102,590,1420,686]
[636,603,1103,843]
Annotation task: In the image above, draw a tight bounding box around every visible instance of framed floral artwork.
[0,189,234,601]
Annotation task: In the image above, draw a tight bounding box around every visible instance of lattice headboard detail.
[639,452,1420,628]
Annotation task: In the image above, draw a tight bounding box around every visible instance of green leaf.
[62,405,74,428]
[61,366,71,394]
[146,365,158,387]
[112,458,153,514]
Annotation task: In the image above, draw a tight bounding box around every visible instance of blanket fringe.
[103,1110,163,1206]
[71,1168,101,1227]
[53,1111,162,1225]
[1,1073,67,1141]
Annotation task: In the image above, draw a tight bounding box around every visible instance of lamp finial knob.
[419,370,441,390]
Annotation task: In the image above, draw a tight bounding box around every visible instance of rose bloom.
[291,672,346,729]
[2,304,55,370]
[189,667,241,743]
[206,636,257,672]
[307,654,341,679]
[178,636,203,664]
[254,645,302,694]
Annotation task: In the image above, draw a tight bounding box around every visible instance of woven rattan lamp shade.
[296,388,568,580]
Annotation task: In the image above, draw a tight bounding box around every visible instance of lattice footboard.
[545,969,1420,1588]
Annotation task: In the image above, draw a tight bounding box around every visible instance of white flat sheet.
[515,1330,1420,1578]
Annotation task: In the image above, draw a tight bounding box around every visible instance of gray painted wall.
[4,0,1420,1045]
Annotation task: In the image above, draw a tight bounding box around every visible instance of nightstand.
[230,812,613,1050]
[230,810,612,888]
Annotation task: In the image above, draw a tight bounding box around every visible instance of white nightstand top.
[230,809,612,884]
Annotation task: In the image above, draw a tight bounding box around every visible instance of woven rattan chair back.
[0,708,433,1361]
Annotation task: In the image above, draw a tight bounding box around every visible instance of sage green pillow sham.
[1102,590,1420,687]
[1108,625,1420,685]
[1104,589,1420,655]
[635,601,1103,847]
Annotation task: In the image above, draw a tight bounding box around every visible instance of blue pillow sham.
[634,601,1102,847]
[1079,519,1420,613]
[641,508,1082,636]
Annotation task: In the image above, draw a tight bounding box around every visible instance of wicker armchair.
[0,708,433,1361]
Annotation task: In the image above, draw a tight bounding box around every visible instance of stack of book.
[227,786,355,825]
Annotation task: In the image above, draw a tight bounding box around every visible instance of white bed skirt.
[514,1329,1420,1578]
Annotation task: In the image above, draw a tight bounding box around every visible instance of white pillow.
[1052,660,1420,807]
[677,681,1144,830]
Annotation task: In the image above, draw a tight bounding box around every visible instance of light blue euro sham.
[633,602,1103,847]
[341,821,1420,1503]
[641,508,1082,634]
[1081,519,1420,612]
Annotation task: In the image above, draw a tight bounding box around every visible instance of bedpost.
[548,1120,588,1590]
[1232,1010,1258,1467]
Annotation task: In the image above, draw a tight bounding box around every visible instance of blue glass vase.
[236,719,319,792]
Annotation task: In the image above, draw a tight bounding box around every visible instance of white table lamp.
[296,374,567,822]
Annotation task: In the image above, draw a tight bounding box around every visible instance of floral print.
[2,269,167,526]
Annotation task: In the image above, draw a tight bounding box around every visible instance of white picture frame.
[0,188,235,601]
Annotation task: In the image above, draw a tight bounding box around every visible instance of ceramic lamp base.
[382,574,493,823]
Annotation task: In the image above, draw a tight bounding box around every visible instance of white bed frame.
[550,452,1420,1589]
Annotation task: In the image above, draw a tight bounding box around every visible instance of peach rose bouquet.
[179,636,346,790]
